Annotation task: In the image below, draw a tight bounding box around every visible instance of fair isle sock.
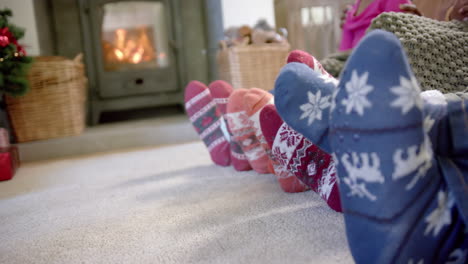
[225,89,253,171]
[261,105,342,211]
[287,50,334,79]
[242,88,275,174]
[274,62,337,153]
[184,81,230,166]
[208,80,232,115]
[330,30,467,263]
[209,80,251,170]
[260,105,309,193]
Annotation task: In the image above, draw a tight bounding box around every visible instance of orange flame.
[114,49,124,60]
[131,47,144,64]
[103,26,157,66]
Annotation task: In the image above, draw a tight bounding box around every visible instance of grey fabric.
[0,142,352,264]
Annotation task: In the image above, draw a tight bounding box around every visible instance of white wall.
[221,0,275,29]
[1,0,40,56]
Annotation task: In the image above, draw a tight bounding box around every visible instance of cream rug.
[0,142,353,263]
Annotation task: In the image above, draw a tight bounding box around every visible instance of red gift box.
[0,146,19,181]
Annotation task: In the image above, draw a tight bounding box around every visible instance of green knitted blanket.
[370,13,468,93]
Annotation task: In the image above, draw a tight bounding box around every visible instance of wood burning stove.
[80,0,184,124]
[39,0,223,125]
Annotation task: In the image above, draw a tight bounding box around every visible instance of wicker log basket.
[217,41,290,91]
[5,54,87,142]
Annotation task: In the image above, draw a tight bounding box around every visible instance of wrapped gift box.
[0,146,19,181]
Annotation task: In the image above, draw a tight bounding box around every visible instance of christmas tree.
[0,9,33,97]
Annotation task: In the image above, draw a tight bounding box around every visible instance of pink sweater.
[339,0,410,51]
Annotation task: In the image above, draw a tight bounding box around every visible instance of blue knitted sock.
[274,62,337,153]
[330,29,467,264]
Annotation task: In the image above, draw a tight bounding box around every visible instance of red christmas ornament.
[0,35,8,47]
[0,27,26,55]
[0,27,13,47]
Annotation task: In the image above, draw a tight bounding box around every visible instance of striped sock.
[185,81,230,166]
[209,80,251,171]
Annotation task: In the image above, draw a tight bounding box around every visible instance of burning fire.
[103,26,156,65]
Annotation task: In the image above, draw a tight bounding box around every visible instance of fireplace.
[44,0,223,125]
[79,0,183,124]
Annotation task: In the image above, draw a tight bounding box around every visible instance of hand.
[340,5,352,29]
[399,4,422,16]
[449,0,468,21]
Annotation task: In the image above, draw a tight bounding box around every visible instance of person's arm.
[447,0,468,21]
[399,3,423,16]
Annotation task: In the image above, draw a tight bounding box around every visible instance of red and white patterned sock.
[260,104,309,193]
[208,80,231,114]
[225,89,253,171]
[242,88,275,174]
[184,81,230,166]
[284,50,342,210]
[209,80,252,171]
[287,50,335,79]
[261,105,341,211]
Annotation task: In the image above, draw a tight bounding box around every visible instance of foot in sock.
[260,105,342,210]
[275,62,338,154]
[225,89,253,171]
[184,81,230,166]
[209,80,251,171]
[287,50,335,80]
[259,104,309,193]
[208,80,232,114]
[242,88,276,173]
[329,30,467,264]
[231,88,274,174]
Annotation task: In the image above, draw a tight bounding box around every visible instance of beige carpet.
[0,142,353,264]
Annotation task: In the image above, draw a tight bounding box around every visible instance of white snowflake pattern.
[390,75,422,115]
[341,152,384,201]
[424,190,455,237]
[299,90,331,125]
[341,70,374,116]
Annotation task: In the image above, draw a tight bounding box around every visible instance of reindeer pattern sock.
[329,30,467,264]
[185,81,230,166]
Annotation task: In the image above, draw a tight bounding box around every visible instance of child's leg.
[330,29,466,263]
